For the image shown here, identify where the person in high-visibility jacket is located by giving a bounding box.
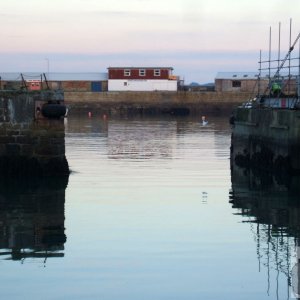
[271,82,281,96]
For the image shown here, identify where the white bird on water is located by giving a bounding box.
[201,115,208,126]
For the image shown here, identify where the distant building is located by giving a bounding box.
[107,67,178,91]
[215,72,297,94]
[0,72,108,92]
[27,80,42,91]
[215,72,262,92]
[47,72,108,92]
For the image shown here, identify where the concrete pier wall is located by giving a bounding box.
[65,91,252,115]
[231,108,300,173]
[0,93,35,123]
[0,91,69,177]
[0,121,69,177]
[0,90,64,123]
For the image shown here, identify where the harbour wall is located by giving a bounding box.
[0,121,69,177]
[0,91,69,178]
[65,91,253,115]
[231,108,300,173]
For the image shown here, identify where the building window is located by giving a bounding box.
[139,69,146,76]
[154,69,161,76]
[124,69,131,76]
[232,80,241,88]
[124,82,128,86]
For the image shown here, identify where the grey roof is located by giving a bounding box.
[215,72,260,80]
[0,72,108,81]
[215,71,298,80]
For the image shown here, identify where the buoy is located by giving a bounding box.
[88,112,92,118]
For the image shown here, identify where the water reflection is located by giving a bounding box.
[230,161,300,298]
[107,120,177,159]
[65,115,232,162]
[0,176,68,264]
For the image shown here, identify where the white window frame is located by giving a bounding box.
[124,69,131,76]
[139,69,146,76]
[154,69,161,76]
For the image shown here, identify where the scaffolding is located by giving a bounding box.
[257,20,300,105]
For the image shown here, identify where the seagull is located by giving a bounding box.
[201,116,208,126]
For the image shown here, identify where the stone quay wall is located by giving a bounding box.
[0,91,69,178]
[231,108,300,173]
[65,91,253,115]
[0,121,69,177]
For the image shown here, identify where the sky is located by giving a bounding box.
[0,0,300,83]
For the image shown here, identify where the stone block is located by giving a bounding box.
[15,135,35,144]
[0,136,16,144]
[0,144,5,155]
[20,144,34,156]
[7,130,20,136]
[6,143,21,156]
[34,143,61,156]
[51,137,65,145]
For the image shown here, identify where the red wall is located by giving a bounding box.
[108,68,171,80]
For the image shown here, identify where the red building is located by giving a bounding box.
[26,80,42,91]
[107,67,178,91]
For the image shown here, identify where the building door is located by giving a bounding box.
[91,81,102,92]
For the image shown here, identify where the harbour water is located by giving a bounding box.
[0,114,299,299]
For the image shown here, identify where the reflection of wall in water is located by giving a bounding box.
[230,161,300,297]
[107,120,177,159]
[64,115,109,137]
[0,177,68,262]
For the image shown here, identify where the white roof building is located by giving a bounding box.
[0,72,108,81]
[215,71,298,80]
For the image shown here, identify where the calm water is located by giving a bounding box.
[0,114,299,299]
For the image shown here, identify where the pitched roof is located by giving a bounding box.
[215,71,298,80]
[215,72,260,80]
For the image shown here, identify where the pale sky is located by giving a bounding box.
[0,0,299,83]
